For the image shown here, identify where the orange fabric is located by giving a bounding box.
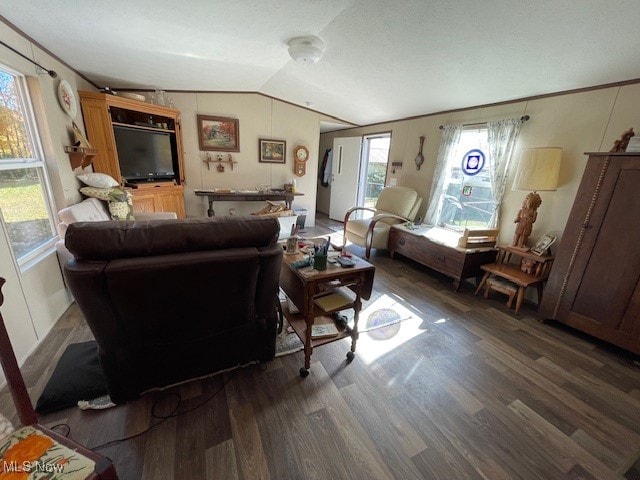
[0,427,96,479]
[2,434,53,463]
[0,471,28,480]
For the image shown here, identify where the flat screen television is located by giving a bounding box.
[113,125,176,182]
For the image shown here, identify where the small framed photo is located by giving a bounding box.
[531,233,557,256]
[197,115,239,152]
[259,138,286,163]
[625,136,640,153]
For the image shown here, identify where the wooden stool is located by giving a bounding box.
[484,275,518,309]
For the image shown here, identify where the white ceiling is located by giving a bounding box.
[3,0,640,128]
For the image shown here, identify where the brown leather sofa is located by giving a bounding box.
[63,216,282,403]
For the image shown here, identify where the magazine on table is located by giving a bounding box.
[310,322,340,339]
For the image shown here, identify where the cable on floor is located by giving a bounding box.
[89,368,239,451]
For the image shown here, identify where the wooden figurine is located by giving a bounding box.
[203,153,215,171]
[512,192,542,250]
[610,128,635,152]
[520,258,536,275]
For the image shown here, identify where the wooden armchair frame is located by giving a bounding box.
[343,207,412,258]
[0,277,118,479]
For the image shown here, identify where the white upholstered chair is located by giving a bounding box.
[343,186,422,258]
[56,197,177,267]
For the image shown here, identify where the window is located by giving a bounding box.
[357,133,390,210]
[427,118,524,230]
[0,66,57,269]
[438,127,493,228]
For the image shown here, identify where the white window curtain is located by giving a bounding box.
[424,124,462,226]
[486,117,525,227]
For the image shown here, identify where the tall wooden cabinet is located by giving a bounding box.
[539,152,640,354]
[79,91,186,218]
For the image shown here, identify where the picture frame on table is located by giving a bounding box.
[625,135,640,153]
[258,138,286,163]
[197,115,239,152]
[531,233,557,256]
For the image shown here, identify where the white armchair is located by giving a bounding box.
[343,186,422,258]
[56,197,177,266]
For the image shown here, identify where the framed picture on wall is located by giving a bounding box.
[197,115,239,152]
[258,138,286,163]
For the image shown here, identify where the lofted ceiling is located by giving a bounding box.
[2,0,640,128]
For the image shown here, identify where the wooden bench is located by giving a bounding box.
[484,275,518,308]
[389,225,498,291]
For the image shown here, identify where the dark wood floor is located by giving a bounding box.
[2,214,640,480]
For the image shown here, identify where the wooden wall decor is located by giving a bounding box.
[293,145,309,176]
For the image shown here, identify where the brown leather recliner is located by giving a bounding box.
[63,216,282,403]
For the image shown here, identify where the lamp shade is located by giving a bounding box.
[513,147,562,191]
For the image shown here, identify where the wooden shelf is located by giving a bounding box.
[64,146,98,169]
[112,121,175,133]
[281,305,350,347]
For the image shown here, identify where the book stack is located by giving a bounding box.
[310,321,340,339]
[313,287,354,312]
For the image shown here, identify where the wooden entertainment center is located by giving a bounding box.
[79,91,186,218]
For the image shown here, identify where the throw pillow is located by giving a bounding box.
[80,186,129,202]
[77,172,119,188]
[80,186,135,220]
[79,186,112,201]
[108,199,135,220]
[108,189,134,220]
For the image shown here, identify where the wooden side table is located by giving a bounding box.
[279,252,375,377]
[475,245,554,314]
[194,190,303,217]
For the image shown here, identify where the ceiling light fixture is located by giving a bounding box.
[287,36,324,65]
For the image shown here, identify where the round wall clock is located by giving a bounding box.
[293,145,309,177]
[57,79,77,118]
[294,145,309,162]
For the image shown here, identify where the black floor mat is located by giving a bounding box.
[36,340,108,414]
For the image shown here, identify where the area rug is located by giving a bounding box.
[275,320,305,357]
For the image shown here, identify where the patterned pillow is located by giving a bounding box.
[108,200,135,220]
[77,172,119,188]
[80,186,130,202]
[79,186,111,201]
[80,186,135,220]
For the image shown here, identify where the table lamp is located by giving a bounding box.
[511,147,562,250]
